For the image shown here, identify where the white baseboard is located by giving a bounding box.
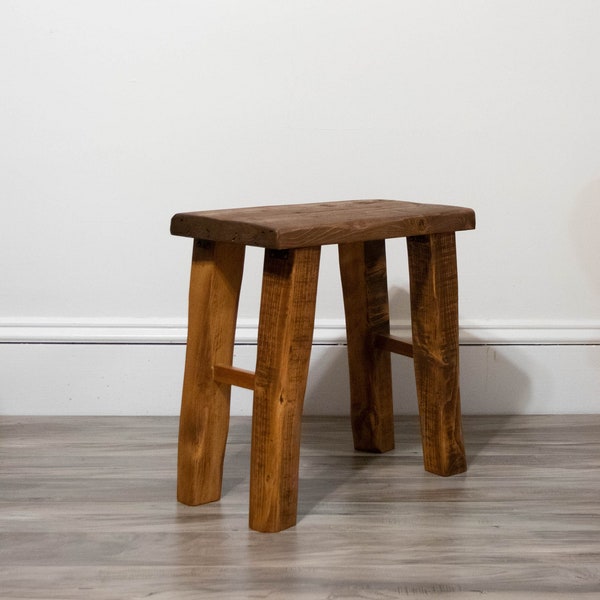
[1,317,600,345]
[1,334,599,416]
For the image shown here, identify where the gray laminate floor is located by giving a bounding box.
[1,415,599,599]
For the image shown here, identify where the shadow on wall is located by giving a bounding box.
[305,285,532,414]
[302,286,415,416]
[459,341,531,463]
[461,344,532,415]
[302,286,533,462]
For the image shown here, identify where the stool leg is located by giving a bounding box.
[249,247,321,532]
[407,233,467,476]
[177,239,245,505]
[338,240,395,453]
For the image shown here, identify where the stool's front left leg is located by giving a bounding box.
[407,233,467,476]
[177,239,245,506]
[250,246,321,532]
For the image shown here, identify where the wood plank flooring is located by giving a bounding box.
[1,415,599,599]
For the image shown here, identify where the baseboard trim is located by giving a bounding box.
[2,343,600,415]
[0,318,599,345]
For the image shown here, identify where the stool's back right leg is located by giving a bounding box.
[407,233,467,476]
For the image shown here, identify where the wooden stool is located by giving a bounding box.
[171,199,476,532]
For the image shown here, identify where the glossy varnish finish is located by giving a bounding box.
[1,415,600,599]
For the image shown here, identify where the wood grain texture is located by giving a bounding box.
[212,364,256,390]
[407,233,467,476]
[338,240,395,453]
[171,200,476,249]
[177,240,245,506]
[373,332,414,357]
[250,247,321,532]
[2,415,600,599]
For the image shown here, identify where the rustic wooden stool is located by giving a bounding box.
[171,199,475,532]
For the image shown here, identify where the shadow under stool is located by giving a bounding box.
[171,199,476,532]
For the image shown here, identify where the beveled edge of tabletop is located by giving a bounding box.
[171,199,476,249]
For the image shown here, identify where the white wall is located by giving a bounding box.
[1,1,599,414]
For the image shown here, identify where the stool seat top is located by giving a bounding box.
[171,199,475,249]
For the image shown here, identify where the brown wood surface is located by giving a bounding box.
[171,199,475,249]
[338,240,395,453]
[373,332,414,357]
[177,239,245,505]
[213,364,256,390]
[407,233,467,476]
[250,247,321,532]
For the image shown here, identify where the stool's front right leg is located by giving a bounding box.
[407,233,467,476]
[177,239,245,506]
[250,246,321,533]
